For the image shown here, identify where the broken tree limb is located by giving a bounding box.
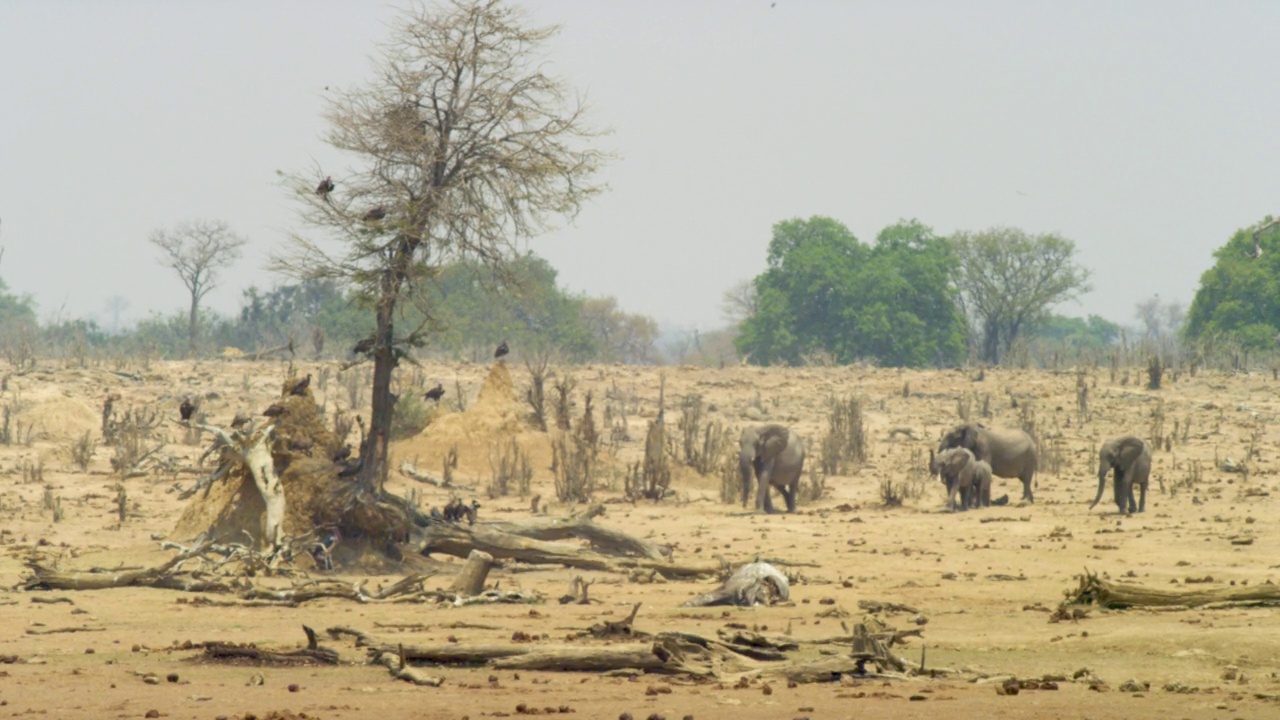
[1065,570,1280,609]
[376,646,444,686]
[448,551,495,596]
[22,539,214,591]
[201,625,339,665]
[192,421,284,552]
[482,505,670,561]
[398,460,474,491]
[418,522,716,579]
[327,626,756,678]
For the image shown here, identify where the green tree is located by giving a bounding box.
[1185,217,1280,352]
[273,0,607,490]
[1029,313,1121,352]
[952,227,1091,364]
[735,217,966,366]
[0,275,36,328]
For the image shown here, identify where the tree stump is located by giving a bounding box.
[449,550,495,596]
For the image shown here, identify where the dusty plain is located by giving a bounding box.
[2,358,1280,720]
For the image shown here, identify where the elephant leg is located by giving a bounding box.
[758,478,774,513]
[1136,481,1147,513]
[1120,465,1143,513]
[782,485,797,513]
[1021,475,1034,503]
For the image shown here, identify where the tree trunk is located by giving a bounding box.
[187,293,199,358]
[448,550,495,596]
[362,294,398,492]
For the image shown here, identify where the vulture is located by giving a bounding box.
[352,337,375,355]
[315,176,335,198]
[179,397,198,422]
[262,403,287,418]
[362,205,387,222]
[230,412,250,429]
[494,340,509,358]
[289,373,312,397]
[332,445,352,463]
[424,383,445,402]
[1247,238,1263,260]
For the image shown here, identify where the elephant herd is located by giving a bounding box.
[738,421,1152,516]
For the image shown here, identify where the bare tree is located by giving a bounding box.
[952,227,1091,364]
[149,219,246,356]
[104,295,130,334]
[272,0,607,490]
[721,279,758,327]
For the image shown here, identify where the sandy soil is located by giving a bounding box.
[3,358,1280,720]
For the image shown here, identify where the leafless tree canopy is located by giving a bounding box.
[149,218,247,355]
[274,0,608,292]
[272,0,608,488]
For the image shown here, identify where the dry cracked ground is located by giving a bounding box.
[2,358,1280,720]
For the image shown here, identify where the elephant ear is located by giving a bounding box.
[1115,436,1146,464]
[755,427,788,460]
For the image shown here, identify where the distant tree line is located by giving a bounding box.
[731,212,1280,369]
[0,253,658,365]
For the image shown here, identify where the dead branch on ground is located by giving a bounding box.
[418,519,714,579]
[1065,569,1280,609]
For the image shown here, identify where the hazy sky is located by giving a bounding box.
[2,1,1279,334]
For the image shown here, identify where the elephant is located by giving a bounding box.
[938,423,1038,502]
[970,457,993,508]
[738,424,805,513]
[930,447,990,511]
[1091,436,1151,514]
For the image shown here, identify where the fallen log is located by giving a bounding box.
[483,505,671,561]
[202,625,339,666]
[23,545,432,604]
[1065,570,1280,609]
[23,540,214,591]
[418,522,716,579]
[328,626,757,677]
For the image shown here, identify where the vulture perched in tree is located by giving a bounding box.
[315,176,335,198]
[262,403,286,418]
[352,337,375,355]
[289,373,312,397]
[362,205,387,222]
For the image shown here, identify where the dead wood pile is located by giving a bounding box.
[328,608,930,686]
[1065,569,1280,609]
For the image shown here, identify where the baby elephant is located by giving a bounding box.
[931,447,991,511]
[1091,436,1151,514]
[738,424,806,513]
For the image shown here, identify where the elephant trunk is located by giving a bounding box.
[1090,466,1109,509]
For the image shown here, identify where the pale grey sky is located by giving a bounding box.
[2,1,1278,333]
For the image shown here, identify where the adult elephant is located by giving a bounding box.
[1091,436,1151,514]
[738,424,805,513]
[938,423,1038,502]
